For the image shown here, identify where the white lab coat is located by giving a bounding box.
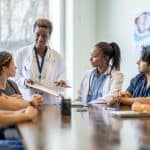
[78,67,124,104]
[15,44,66,104]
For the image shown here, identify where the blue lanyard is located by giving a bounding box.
[34,46,47,79]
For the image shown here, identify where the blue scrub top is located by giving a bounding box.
[127,73,150,97]
[87,68,108,102]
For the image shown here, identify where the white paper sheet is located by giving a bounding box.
[71,101,88,107]
[88,100,107,104]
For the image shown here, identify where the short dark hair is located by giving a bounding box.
[33,18,53,35]
[95,42,121,70]
[140,46,150,65]
[0,51,12,75]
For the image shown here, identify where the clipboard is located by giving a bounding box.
[26,83,60,97]
[110,110,150,118]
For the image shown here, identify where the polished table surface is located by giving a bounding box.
[17,103,150,150]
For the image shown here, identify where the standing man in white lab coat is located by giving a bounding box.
[15,18,67,104]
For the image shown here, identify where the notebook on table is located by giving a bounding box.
[71,100,107,107]
[88,100,107,104]
[110,110,150,118]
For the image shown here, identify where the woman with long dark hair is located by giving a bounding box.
[78,42,123,104]
[0,51,43,124]
[0,51,41,149]
[0,51,42,110]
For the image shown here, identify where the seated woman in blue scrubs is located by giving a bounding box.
[77,42,124,104]
[108,45,150,112]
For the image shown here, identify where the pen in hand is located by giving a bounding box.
[54,80,71,88]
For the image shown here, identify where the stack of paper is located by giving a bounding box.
[71,100,106,107]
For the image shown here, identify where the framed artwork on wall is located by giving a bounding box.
[134,11,150,54]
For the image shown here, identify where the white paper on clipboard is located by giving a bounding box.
[26,83,60,97]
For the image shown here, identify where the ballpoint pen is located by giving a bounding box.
[54,81,71,88]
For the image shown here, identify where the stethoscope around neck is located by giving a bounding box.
[87,68,112,96]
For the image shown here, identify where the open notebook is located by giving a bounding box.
[110,110,150,118]
[26,83,60,97]
[72,100,107,107]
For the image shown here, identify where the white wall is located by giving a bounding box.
[73,0,97,97]
[96,0,150,89]
[66,0,150,99]
[65,0,97,98]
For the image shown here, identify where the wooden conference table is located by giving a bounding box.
[17,102,150,150]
